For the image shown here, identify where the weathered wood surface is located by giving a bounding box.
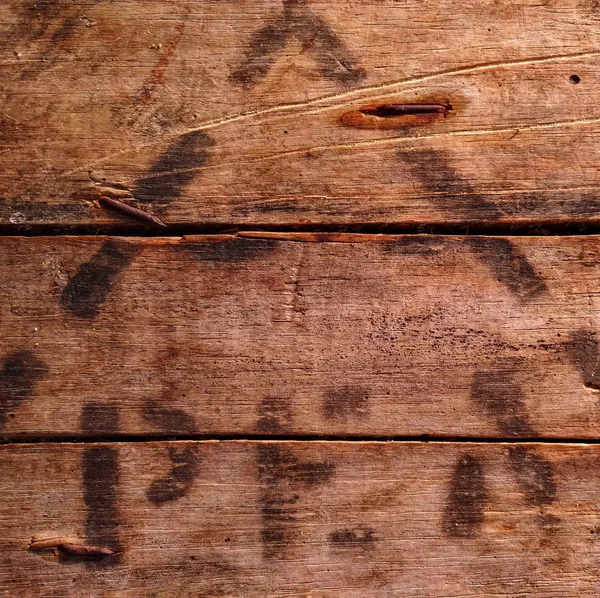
[2,233,600,438]
[2,441,598,597]
[1,1,600,228]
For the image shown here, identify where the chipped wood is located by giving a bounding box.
[2,441,599,596]
[0,233,599,438]
[1,1,600,228]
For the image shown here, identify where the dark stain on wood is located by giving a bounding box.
[183,237,278,264]
[81,403,120,435]
[142,402,201,504]
[0,350,48,428]
[257,444,335,559]
[143,401,197,434]
[471,369,534,437]
[443,455,489,538]
[564,329,600,389]
[396,152,549,298]
[397,148,503,220]
[6,1,102,81]
[81,403,120,563]
[328,527,377,549]
[81,448,121,563]
[60,239,138,319]
[536,513,562,537]
[256,397,293,433]
[322,386,369,420]
[228,15,289,89]
[146,445,201,506]
[134,131,215,205]
[229,0,365,89]
[508,447,557,506]
[465,238,548,302]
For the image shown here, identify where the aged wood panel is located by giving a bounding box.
[1,0,600,228]
[2,441,599,597]
[1,233,600,438]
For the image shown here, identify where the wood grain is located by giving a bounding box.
[1,233,600,438]
[1,0,600,228]
[2,440,598,597]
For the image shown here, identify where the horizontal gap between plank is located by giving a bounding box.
[5,219,600,238]
[1,434,599,445]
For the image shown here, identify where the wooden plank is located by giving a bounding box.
[1,233,600,438]
[2,441,599,596]
[1,1,600,228]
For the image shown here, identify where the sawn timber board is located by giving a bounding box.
[1,441,599,597]
[1,233,600,438]
[1,1,600,228]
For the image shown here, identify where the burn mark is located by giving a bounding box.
[60,239,138,319]
[82,447,120,563]
[322,386,369,420]
[443,455,488,538]
[256,397,293,433]
[564,329,600,389]
[397,150,547,299]
[143,402,201,505]
[395,151,547,296]
[536,513,562,537]
[5,1,102,81]
[0,350,48,427]
[398,148,503,220]
[229,0,365,89]
[183,237,278,263]
[81,403,120,436]
[229,15,288,89]
[143,401,197,434]
[257,444,335,559]
[465,238,548,302]
[81,404,120,563]
[471,369,534,437]
[146,445,201,506]
[328,527,376,549]
[508,447,557,506]
[134,131,215,205]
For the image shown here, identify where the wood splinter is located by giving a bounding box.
[29,538,118,561]
[98,195,168,228]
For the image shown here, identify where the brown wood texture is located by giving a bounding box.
[1,233,600,439]
[1,1,600,228]
[2,441,599,597]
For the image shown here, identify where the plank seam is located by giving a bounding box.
[3,221,600,238]
[2,435,599,445]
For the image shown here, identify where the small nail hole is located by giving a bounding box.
[570,74,581,84]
